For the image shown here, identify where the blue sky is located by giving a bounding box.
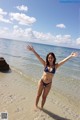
[0,0,80,48]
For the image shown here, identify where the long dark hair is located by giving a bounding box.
[46,52,56,66]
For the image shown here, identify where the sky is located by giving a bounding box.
[0,0,80,49]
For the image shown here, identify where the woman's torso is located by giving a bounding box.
[41,65,56,83]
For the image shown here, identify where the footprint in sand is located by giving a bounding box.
[33,108,51,120]
[15,107,24,113]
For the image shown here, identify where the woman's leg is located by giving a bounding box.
[35,80,44,108]
[41,83,51,109]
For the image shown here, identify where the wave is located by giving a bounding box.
[11,66,37,84]
[0,52,22,58]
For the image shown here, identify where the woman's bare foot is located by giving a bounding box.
[39,107,43,110]
[34,105,40,111]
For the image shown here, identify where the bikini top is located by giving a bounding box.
[44,66,55,74]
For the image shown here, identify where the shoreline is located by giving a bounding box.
[0,69,80,120]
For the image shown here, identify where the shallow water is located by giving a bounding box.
[0,38,80,104]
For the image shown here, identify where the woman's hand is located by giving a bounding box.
[27,45,45,65]
[27,45,35,52]
[56,51,78,69]
[70,52,78,57]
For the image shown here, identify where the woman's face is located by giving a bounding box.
[48,54,54,64]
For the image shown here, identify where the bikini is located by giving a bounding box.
[44,66,55,74]
[41,66,56,87]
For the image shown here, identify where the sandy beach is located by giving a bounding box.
[0,68,80,120]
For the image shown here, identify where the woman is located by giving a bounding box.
[27,45,78,109]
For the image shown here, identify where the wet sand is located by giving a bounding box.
[0,69,80,120]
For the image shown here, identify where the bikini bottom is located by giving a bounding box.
[41,79,52,87]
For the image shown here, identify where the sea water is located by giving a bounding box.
[0,38,80,103]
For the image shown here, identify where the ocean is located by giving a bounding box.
[0,38,80,104]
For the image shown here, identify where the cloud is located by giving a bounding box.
[0,8,7,15]
[11,27,71,45]
[0,27,9,36]
[32,32,71,45]
[0,26,79,49]
[0,14,11,23]
[33,31,55,41]
[13,27,36,40]
[12,28,75,48]
[56,24,66,28]
[0,8,12,23]
[16,5,28,11]
[9,12,36,25]
[0,26,71,43]
[24,28,35,39]
[76,38,80,45]
[13,25,19,29]
[55,35,71,44]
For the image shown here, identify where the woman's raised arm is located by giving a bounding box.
[27,45,45,66]
[56,52,78,69]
